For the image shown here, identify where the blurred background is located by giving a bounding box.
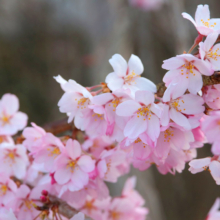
[0,0,219,219]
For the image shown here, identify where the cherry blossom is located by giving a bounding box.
[97,149,127,182]
[10,185,41,220]
[54,139,95,191]
[116,90,161,141]
[161,93,205,130]
[0,94,28,135]
[0,143,28,179]
[22,122,46,152]
[162,53,213,95]
[182,4,220,36]
[189,156,220,185]
[105,54,156,97]
[199,32,220,70]
[55,75,93,129]
[0,173,17,206]
[33,133,65,172]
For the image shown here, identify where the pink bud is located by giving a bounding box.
[40,195,47,203]
[41,190,48,196]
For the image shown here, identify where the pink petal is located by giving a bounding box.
[135,77,157,93]
[162,57,185,70]
[97,160,107,178]
[204,32,219,52]
[188,70,203,94]
[71,168,89,188]
[135,90,154,106]
[195,5,210,25]
[116,100,141,117]
[105,73,124,91]
[146,114,160,142]
[178,94,205,115]
[210,161,220,185]
[182,12,197,27]
[124,115,148,139]
[92,93,114,105]
[194,59,214,76]
[189,157,211,174]
[66,139,81,160]
[127,54,144,75]
[77,155,95,173]
[54,167,71,185]
[1,94,19,115]
[109,54,127,77]
[170,108,191,130]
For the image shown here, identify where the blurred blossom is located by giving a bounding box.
[129,0,164,11]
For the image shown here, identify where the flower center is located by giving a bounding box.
[109,211,121,220]
[207,47,220,61]
[24,199,33,210]
[47,146,61,158]
[75,97,88,109]
[92,113,104,121]
[181,61,196,78]
[0,113,10,126]
[7,151,15,160]
[201,19,217,28]
[67,160,77,172]
[0,185,8,196]
[164,129,174,142]
[84,200,95,213]
[171,98,185,112]
[137,106,151,121]
[124,71,140,85]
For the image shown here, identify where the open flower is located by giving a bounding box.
[182,4,220,36]
[55,75,93,129]
[0,143,29,179]
[162,54,213,96]
[189,156,220,185]
[199,32,220,71]
[116,90,161,141]
[105,54,156,96]
[0,94,28,135]
[54,139,95,191]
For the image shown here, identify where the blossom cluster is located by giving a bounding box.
[0,4,220,220]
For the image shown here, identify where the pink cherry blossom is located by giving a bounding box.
[0,173,17,206]
[182,4,220,36]
[116,90,161,141]
[155,125,194,162]
[54,139,95,191]
[97,149,127,182]
[0,143,28,179]
[199,32,220,70]
[0,208,17,220]
[161,93,205,130]
[91,90,132,141]
[189,156,220,185]
[0,94,28,135]
[33,133,65,172]
[207,198,220,220]
[22,122,46,152]
[162,54,213,95]
[10,185,41,220]
[55,75,93,129]
[203,85,220,110]
[105,54,156,97]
